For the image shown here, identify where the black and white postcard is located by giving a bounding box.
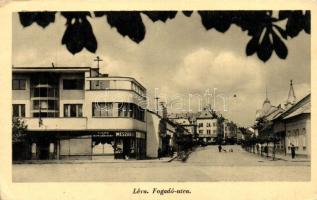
[0,1,316,200]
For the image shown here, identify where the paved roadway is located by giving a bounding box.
[13,145,310,182]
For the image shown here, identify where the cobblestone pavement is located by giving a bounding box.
[13,145,310,182]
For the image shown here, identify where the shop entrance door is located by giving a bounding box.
[122,139,131,158]
[38,141,49,160]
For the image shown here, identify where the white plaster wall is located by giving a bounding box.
[146,112,160,158]
[285,116,310,156]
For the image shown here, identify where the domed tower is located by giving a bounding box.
[284,80,296,109]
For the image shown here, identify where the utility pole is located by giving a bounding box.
[154,96,160,114]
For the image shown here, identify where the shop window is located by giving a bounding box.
[64,104,83,117]
[13,104,25,117]
[63,79,84,90]
[12,79,26,90]
[92,102,113,117]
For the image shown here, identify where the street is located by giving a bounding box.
[13,145,310,182]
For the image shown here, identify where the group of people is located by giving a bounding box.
[254,143,297,159]
[218,145,233,153]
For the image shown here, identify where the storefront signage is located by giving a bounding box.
[116,132,135,137]
[93,131,114,137]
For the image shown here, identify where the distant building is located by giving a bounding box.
[168,112,197,136]
[196,108,219,143]
[223,120,238,144]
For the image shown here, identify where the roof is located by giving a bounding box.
[196,108,217,119]
[265,106,284,121]
[283,101,310,119]
[12,66,91,73]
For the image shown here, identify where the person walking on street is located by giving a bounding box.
[291,143,296,159]
[218,144,222,152]
[157,148,161,160]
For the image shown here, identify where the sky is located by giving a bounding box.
[12,12,311,127]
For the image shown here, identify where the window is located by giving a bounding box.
[199,130,203,134]
[198,123,203,127]
[206,123,211,127]
[118,103,129,117]
[13,104,25,117]
[213,122,216,126]
[12,79,26,90]
[207,130,211,135]
[63,79,84,90]
[92,102,113,117]
[90,80,110,90]
[64,104,83,117]
[213,130,216,134]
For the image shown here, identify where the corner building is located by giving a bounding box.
[12,67,147,160]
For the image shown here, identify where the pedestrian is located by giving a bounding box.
[157,148,161,160]
[256,144,259,154]
[291,143,296,159]
[218,144,222,152]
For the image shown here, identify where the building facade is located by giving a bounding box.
[283,94,311,157]
[12,67,147,160]
[196,108,219,143]
[146,110,176,158]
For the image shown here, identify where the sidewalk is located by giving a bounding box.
[13,156,177,165]
[247,151,310,162]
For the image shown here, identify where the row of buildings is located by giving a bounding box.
[12,66,194,160]
[253,81,311,158]
[168,107,242,145]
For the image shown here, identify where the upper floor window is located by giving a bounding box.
[213,122,216,126]
[198,123,203,128]
[207,130,211,135]
[206,123,211,127]
[92,102,113,117]
[118,103,131,117]
[64,104,83,117]
[199,130,203,134]
[13,104,25,117]
[90,80,110,90]
[12,79,26,90]
[63,79,84,90]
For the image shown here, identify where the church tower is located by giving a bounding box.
[284,80,297,109]
[262,87,271,115]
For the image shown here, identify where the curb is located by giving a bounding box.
[13,158,173,165]
[246,151,310,162]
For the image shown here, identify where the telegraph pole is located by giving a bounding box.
[154,97,160,114]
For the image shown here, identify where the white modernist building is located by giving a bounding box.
[12,66,147,160]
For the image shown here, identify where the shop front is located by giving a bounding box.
[92,131,146,160]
